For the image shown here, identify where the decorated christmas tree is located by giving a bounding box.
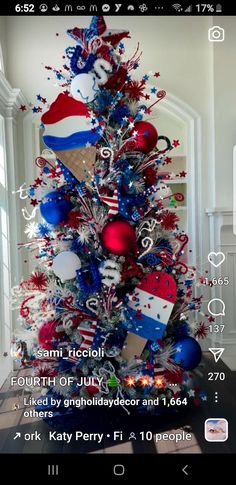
[12,16,208,425]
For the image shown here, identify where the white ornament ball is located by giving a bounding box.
[150,181,172,206]
[52,251,81,282]
[70,73,99,103]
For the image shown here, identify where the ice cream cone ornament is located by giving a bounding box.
[41,93,103,152]
[55,146,96,182]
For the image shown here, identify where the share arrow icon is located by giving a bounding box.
[209,348,225,363]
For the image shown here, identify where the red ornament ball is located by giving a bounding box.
[86,384,101,397]
[38,320,65,350]
[130,121,158,153]
[101,220,136,255]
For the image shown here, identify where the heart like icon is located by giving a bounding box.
[208,251,225,268]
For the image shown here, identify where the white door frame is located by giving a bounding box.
[0,71,26,387]
[160,93,202,267]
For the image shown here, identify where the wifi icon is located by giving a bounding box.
[172,3,183,11]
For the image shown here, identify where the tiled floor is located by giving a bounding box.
[0,353,235,454]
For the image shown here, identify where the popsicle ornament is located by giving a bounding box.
[122,271,177,360]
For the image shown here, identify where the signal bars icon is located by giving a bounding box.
[185,5,192,12]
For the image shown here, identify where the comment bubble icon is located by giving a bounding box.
[207,298,225,317]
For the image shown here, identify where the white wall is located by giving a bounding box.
[5,15,211,111]
[213,16,236,209]
[0,16,8,76]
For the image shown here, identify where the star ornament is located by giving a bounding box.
[30,199,38,207]
[67,16,130,49]
[128,122,135,129]
[199,392,207,401]
[172,139,180,148]
[188,389,195,397]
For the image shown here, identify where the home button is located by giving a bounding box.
[113,464,125,476]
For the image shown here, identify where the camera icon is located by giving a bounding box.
[208,26,225,42]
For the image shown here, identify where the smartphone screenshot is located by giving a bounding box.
[0,0,235,479]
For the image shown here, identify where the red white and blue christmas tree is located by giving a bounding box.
[12,16,209,422]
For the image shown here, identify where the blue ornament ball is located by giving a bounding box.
[173,337,202,370]
[173,321,191,339]
[40,191,73,225]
